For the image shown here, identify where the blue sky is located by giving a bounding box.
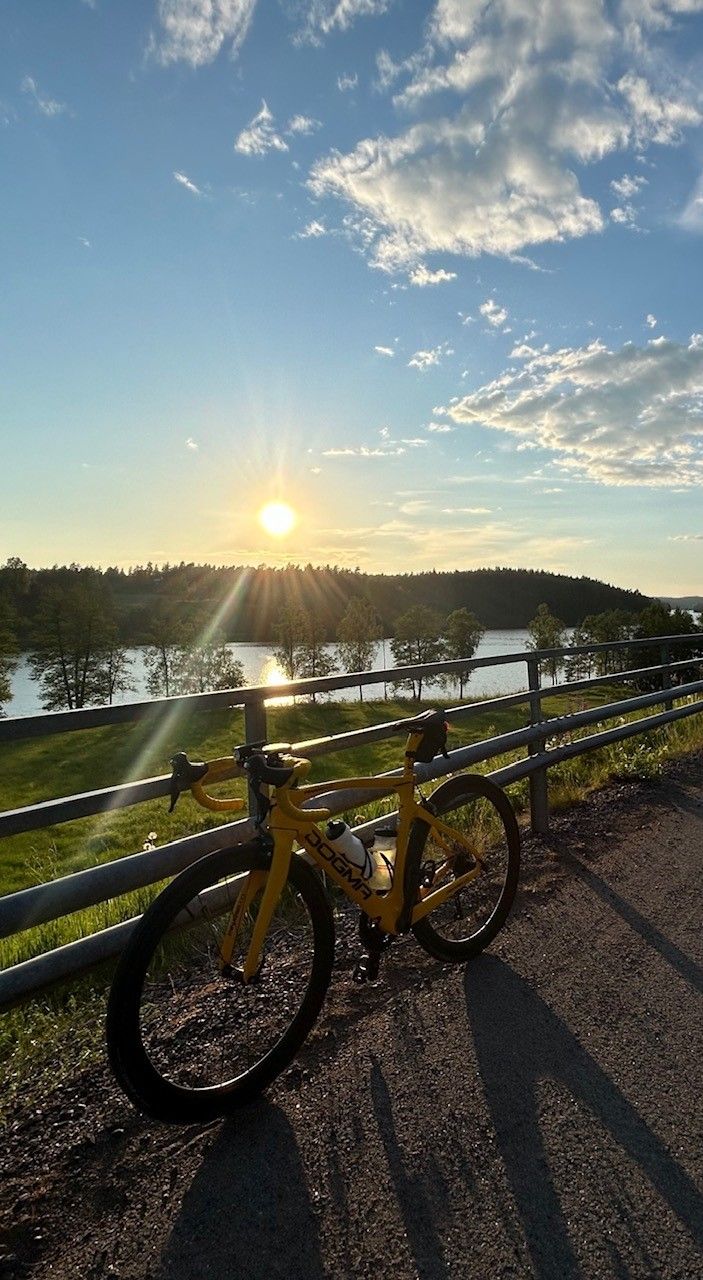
[2,0,703,595]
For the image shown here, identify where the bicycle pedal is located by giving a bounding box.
[353,951,381,984]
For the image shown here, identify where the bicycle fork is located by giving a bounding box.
[218,837,295,982]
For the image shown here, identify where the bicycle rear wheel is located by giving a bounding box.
[107,843,334,1123]
[410,774,520,963]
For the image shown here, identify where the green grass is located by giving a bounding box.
[1,684,702,1118]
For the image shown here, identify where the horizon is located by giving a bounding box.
[3,2,703,595]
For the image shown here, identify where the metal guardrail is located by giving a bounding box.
[1,634,702,1008]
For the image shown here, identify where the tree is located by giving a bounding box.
[28,578,130,710]
[273,604,307,681]
[297,615,336,702]
[0,596,18,716]
[580,610,634,675]
[390,606,445,700]
[172,633,244,695]
[336,598,382,701]
[273,605,336,700]
[442,608,484,699]
[527,603,566,685]
[144,602,193,698]
[629,602,702,691]
[97,641,134,706]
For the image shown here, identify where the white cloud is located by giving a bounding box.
[617,72,701,145]
[408,342,453,371]
[186,437,199,450]
[78,236,91,248]
[151,0,256,67]
[322,444,406,458]
[646,313,657,328]
[307,0,703,274]
[235,101,288,156]
[611,204,637,224]
[441,506,492,514]
[20,75,69,117]
[297,0,390,42]
[337,72,358,92]
[610,173,648,199]
[174,170,203,196]
[669,533,703,541]
[444,334,703,487]
[408,264,457,287]
[374,345,395,356]
[426,421,453,432]
[286,114,321,136]
[480,298,508,328]
[296,219,327,238]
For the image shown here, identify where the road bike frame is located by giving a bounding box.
[186,728,482,983]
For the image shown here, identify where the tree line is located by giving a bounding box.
[0,557,653,645]
[0,557,699,716]
[526,600,703,688]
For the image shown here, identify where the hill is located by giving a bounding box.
[660,596,703,612]
[0,560,654,643]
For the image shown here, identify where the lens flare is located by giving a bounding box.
[259,502,296,537]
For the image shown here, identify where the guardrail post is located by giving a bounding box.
[244,697,268,816]
[527,657,549,835]
[661,643,673,712]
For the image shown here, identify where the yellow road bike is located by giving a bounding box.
[107,710,520,1123]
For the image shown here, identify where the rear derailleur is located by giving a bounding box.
[353,915,393,984]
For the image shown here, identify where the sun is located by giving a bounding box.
[258,501,297,537]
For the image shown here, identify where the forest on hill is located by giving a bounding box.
[0,559,654,644]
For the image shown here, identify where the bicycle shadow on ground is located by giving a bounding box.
[154,1101,325,1280]
[465,956,703,1280]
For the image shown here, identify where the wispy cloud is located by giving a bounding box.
[479,298,508,328]
[374,345,394,357]
[322,444,406,458]
[151,0,257,67]
[286,114,321,136]
[610,173,647,200]
[186,437,199,451]
[297,0,390,43]
[408,342,453,371]
[296,219,326,238]
[235,101,288,156]
[77,236,91,249]
[445,334,703,488]
[21,75,69,118]
[408,264,457,287]
[174,170,203,196]
[337,72,358,93]
[646,313,657,329]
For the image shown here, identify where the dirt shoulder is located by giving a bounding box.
[1,752,702,1279]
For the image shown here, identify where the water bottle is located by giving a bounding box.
[325,820,373,878]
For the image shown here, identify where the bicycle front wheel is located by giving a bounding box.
[107,843,334,1124]
[410,774,520,963]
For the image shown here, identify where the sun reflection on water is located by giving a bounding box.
[260,655,294,706]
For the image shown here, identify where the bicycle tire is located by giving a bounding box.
[410,774,520,963]
[106,842,334,1124]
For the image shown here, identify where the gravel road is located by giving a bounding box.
[2,757,702,1280]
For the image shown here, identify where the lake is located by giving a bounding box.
[6,630,534,719]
